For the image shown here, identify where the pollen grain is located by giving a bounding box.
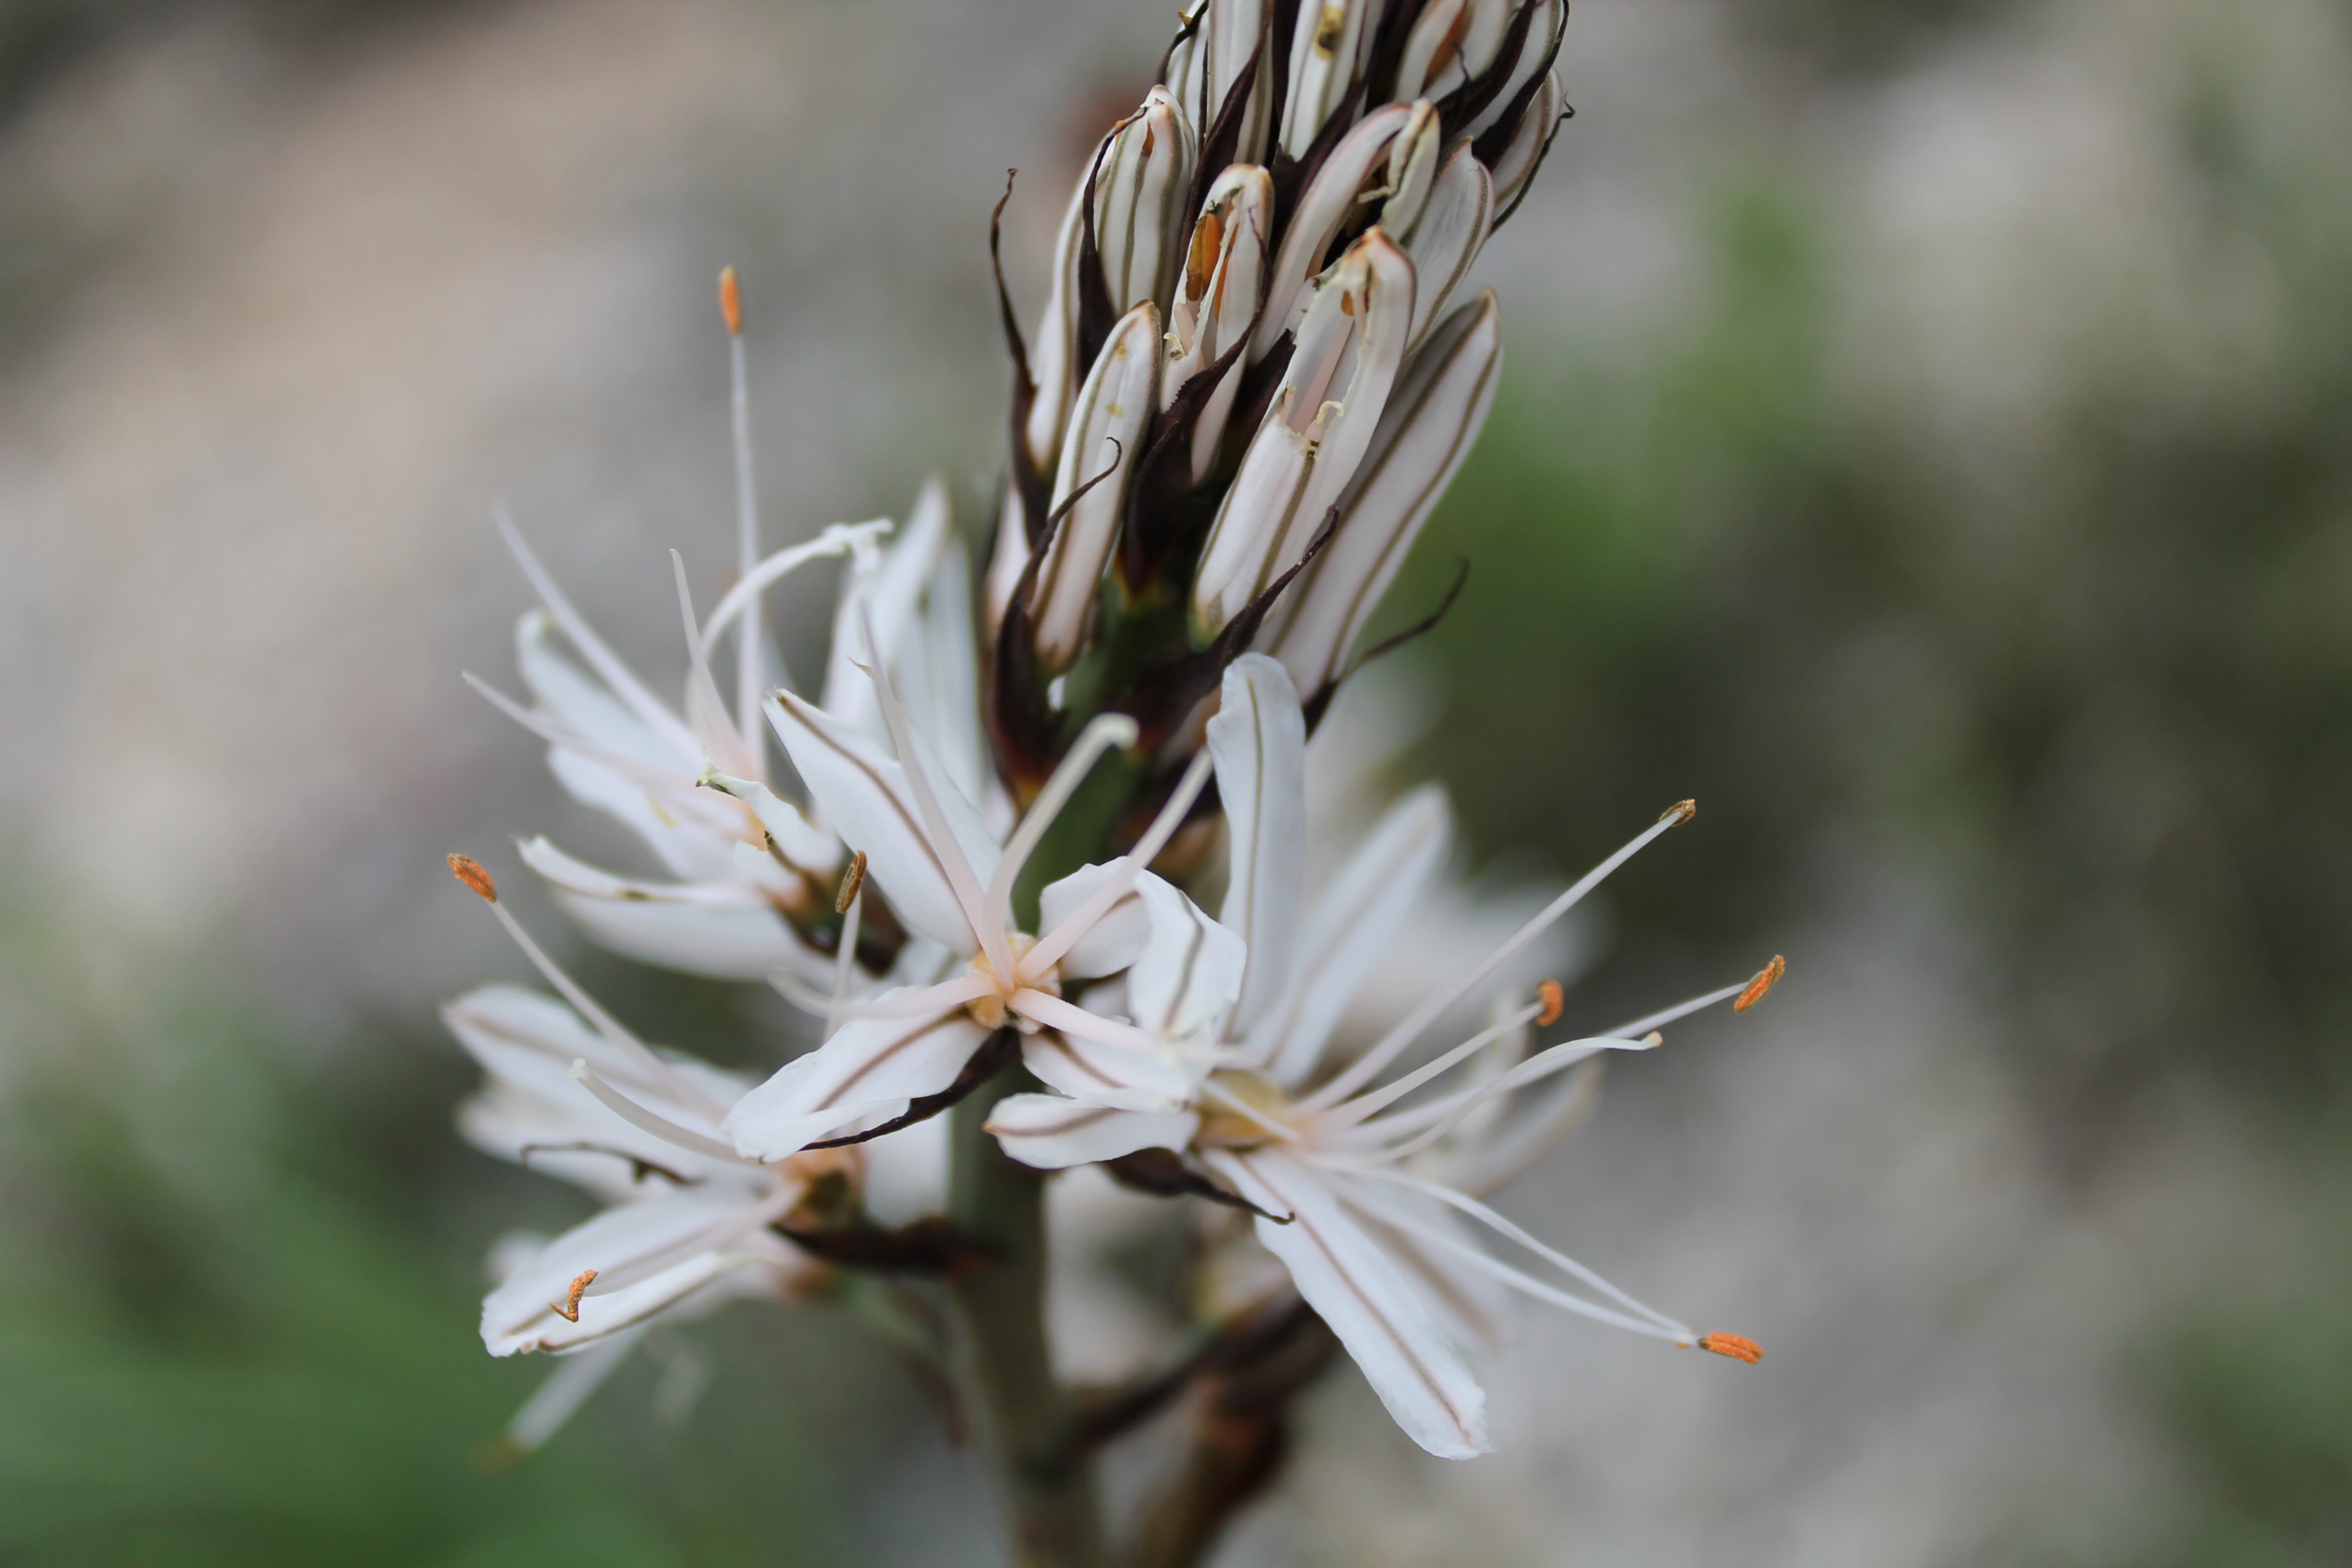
[1734,955,1787,1014]
[448,853,498,903]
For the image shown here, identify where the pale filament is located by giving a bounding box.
[1302,808,1692,1111]
[1312,998,1545,1132]
[1020,749,1216,983]
[570,1059,749,1166]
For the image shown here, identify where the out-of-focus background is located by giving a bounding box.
[2,0,2346,1561]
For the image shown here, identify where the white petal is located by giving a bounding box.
[1208,654,1305,1034]
[1208,1148,1490,1458]
[766,691,999,954]
[1331,1172,1517,1354]
[701,772,842,878]
[722,998,992,1160]
[1036,862,1152,979]
[549,889,819,984]
[480,1190,784,1355]
[984,1093,1197,1169]
[1255,785,1451,1084]
[1126,872,1248,1043]
[1022,1027,1199,1112]
[444,984,741,1134]
[545,748,739,883]
[822,482,951,743]
[515,611,685,772]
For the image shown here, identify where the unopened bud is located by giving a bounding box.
[1460,0,1566,144]
[1536,978,1565,1027]
[1265,293,1501,695]
[1032,301,1159,668]
[1734,955,1786,1014]
[1396,144,1492,351]
[1696,1332,1762,1364]
[1195,230,1414,639]
[1095,86,1197,317]
[1396,0,1514,101]
[1660,799,1697,825]
[1163,0,1271,166]
[448,853,498,902]
[718,266,743,335]
[1487,69,1567,224]
[1253,102,1419,361]
[1281,0,1376,158]
[834,850,868,914]
[1165,165,1272,482]
[551,1268,597,1324]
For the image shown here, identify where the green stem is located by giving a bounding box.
[945,1070,1104,1568]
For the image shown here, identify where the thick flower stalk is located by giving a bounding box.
[434,6,1779,1567]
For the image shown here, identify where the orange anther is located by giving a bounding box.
[448,853,498,903]
[551,1268,597,1324]
[835,849,868,915]
[1535,979,1565,1028]
[1659,799,1697,825]
[1734,955,1787,1014]
[718,266,743,335]
[1696,1332,1761,1364]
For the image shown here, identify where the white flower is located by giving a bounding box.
[470,481,978,984]
[987,656,1774,1458]
[720,649,1245,1161]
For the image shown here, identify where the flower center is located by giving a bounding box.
[1195,1069,1294,1149]
[965,933,1058,1033]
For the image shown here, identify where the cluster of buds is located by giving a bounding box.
[438,1,1780,1551]
[987,0,1565,796]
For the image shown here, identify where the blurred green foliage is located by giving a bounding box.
[0,876,919,1566]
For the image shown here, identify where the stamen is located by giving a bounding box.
[1536,979,1564,1027]
[1320,1000,1544,1129]
[717,266,743,336]
[704,521,890,647]
[826,879,863,1043]
[494,507,701,757]
[1734,955,1786,1014]
[569,1059,749,1164]
[448,853,498,902]
[551,1268,597,1324]
[1659,798,1696,825]
[723,269,764,761]
[1695,1332,1762,1364]
[463,672,701,795]
[1350,1035,1654,1157]
[856,616,1012,982]
[985,712,1140,925]
[472,886,727,1120]
[1302,807,1692,1111]
[835,851,869,914]
[669,551,756,778]
[1020,749,1214,982]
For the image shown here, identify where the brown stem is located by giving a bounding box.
[944,1070,1106,1568]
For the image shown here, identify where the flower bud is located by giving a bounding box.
[1165,0,1271,167]
[1280,0,1378,159]
[1252,100,1436,362]
[1021,88,1199,476]
[1394,0,1515,102]
[1487,68,1565,222]
[1164,165,1272,483]
[1192,230,1415,639]
[1397,141,1492,352]
[1460,0,1564,143]
[1262,290,1500,696]
[1031,301,1161,669]
[1096,86,1198,319]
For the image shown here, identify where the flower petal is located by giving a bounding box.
[1036,862,1152,979]
[722,996,993,1160]
[1253,785,1451,1085]
[766,690,999,953]
[984,1093,1197,1169]
[1207,654,1305,1035]
[1208,1148,1490,1458]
